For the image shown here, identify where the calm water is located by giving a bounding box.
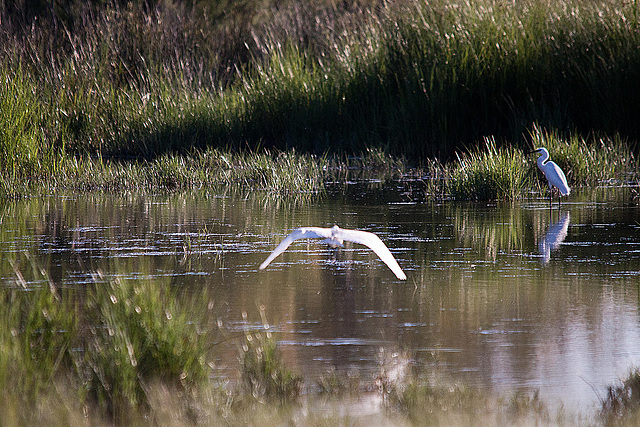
[1,186,639,411]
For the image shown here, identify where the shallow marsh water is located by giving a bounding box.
[1,185,639,413]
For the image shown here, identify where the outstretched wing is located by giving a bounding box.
[338,229,407,280]
[259,227,332,270]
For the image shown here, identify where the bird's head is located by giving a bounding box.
[527,147,547,156]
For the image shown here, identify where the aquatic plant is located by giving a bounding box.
[316,368,360,396]
[81,273,210,421]
[52,148,327,196]
[600,368,640,425]
[0,268,77,421]
[448,138,532,200]
[378,354,553,426]
[0,256,213,424]
[240,307,302,403]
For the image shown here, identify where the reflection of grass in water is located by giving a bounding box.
[453,204,531,259]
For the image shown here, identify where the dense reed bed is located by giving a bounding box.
[1,0,639,197]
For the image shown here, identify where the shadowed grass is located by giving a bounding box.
[1,0,640,168]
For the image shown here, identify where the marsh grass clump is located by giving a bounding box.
[0,66,59,183]
[241,333,303,402]
[316,368,360,396]
[0,270,77,420]
[0,256,213,424]
[382,372,555,426]
[241,325,302,403]
[449,138,531,200]
[81,273,210,421]
[600,368,640,425]
[385,379,492,425]
[52,148,327,196]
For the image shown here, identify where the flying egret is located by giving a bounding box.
[528,147,570,204]
[259,225,407,280]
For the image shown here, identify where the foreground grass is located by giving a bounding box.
[3,256,640,425]
[0,259,211,424]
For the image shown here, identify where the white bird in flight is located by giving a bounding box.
[529,147,570,204]
[259,225,407,280]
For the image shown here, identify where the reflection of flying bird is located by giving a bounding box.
[539,211,570,264]
[259,225,407,280]
[529,147,571,204]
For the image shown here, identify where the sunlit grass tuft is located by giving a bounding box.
[0,256,213,424]
[449,138,531,200]
[82,272,210,421]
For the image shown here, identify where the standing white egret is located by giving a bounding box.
[259,225,407,280]
[529,147,570,204]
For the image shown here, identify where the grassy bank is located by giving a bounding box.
[1,0,639,181]
[0,128,634,200]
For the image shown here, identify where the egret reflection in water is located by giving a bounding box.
[539,211,570,264]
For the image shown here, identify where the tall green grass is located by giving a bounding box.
[0,66,59,181]
[448,138,532,200]
[2,0,640,162]
[0,0,639,198]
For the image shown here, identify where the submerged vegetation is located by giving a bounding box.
[0,0,639,199]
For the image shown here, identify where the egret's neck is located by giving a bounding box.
[537,151,549,167]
